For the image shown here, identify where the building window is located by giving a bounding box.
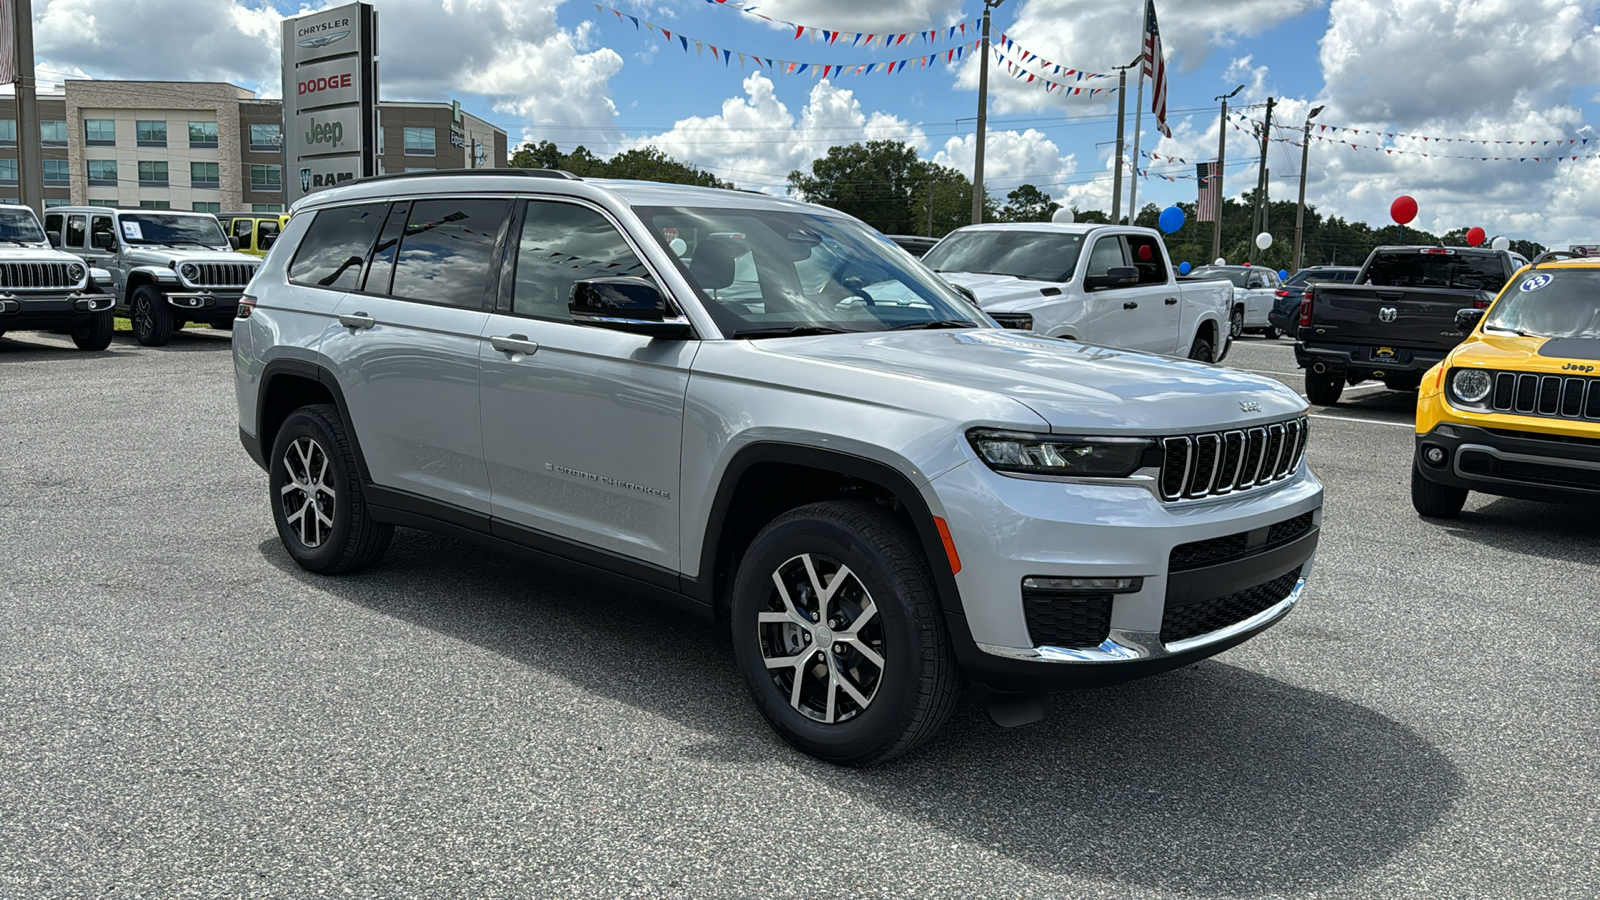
[139,200,172,209]
[85,119,115,146]
[251,203,284,213]
[136,120,167,147]
[87,160,118,185]
[250,164,282,192]
[192,202,221,214]
[44,199,70,208]
[188,121,218,149]
[249,123,280,152]
[190,161,220,188]
[403,167,432,173]
[0,160,16,184]
[403,127,436,156]
[43,160,69,184]
[0,119,14,147]
[40,120,67,146]
[138,160,169,187]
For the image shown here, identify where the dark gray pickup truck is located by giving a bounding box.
[1294,245,1529,404]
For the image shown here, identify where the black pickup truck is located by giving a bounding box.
[1294,245,1529,404]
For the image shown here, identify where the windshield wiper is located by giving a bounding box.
[730,325,856,338]
[1482,324,1529,337]
[165,240,216,248]
[889,320,978,330]
[0,237,35,245]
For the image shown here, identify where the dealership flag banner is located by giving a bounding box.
[0,0,15,86]
[1196,162,1218,221]
[1141,0,1171,138]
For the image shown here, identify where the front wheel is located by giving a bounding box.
[269,404,393,574]
[1411,458,1468,519]
[1229,307,1244,339]
[730,500,957,766]
[130,285,174,347]
[71,310,114,351]
[1305,370,1344,405]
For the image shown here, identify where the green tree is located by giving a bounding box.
[787,140,929,234]
[996,184,1058,223]
[506,141,728,188]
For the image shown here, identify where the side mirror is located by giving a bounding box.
[569,277,691,339]
[228,235,242,250]
[1454,308,1486,331]
[47,232,60,247]
[1084,266,1139,290]
[92,232,115,251]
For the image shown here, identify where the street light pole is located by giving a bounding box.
[1211,84,1242,263]
[1292,104,1324,273]
[971,0,1006,225]
[1109,54,1141,224]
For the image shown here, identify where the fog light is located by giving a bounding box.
[1023,576,1143,594]
[1423,445,1447,466]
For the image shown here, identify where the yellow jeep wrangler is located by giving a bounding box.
[218,213,289,257]
[1414,252,1600,517]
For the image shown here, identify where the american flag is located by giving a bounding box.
[1140,0,1170,138]
[0,0,14,86]
[1196,161,1218,221]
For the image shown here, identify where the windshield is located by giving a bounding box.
[1361,250,1506,291]
[1187,266,1250,288]
[1285,268,1356,288]
[634,206,987,337]
[0,209,45,243]
[920,229,1084,282]
[1483,270,1600,339]
[118,214,227,247]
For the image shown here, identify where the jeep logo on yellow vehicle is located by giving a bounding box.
[1561,363,1595,373]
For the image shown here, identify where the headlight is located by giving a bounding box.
[1450,368,1492,404]
[68,263,85,282]
[180,263,199,281]
[968,430,1153,478]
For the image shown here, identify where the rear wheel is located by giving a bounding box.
[1229,307,1244,339]
[1411,458,1468,519]
[71,310,114,351]
[1261,324,1279,340]
[269,404,393,574]
[1188,334,1215,362]
[1305,370,1344,405]
[130,285,174,347]
[730,500,957,766]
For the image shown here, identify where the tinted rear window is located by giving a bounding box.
[288,203,386,290]
[1362,251,1506,291]
[388,198,509,308]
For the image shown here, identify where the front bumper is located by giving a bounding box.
[0,291,114,329]
[931,459,1323,692]
[1415,422,1600,503]
[1295,339,1446,379]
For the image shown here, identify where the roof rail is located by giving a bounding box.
[1531,249,1585,266]
[356,167,581,185]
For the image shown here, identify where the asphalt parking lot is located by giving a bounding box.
[2,327,1596,898]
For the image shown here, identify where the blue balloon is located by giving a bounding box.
[1158,205,1186,234]
[1279,268,1289,279]
[1178,261,1192,275]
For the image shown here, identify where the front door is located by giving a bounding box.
[478,198,698,571]
[1082,234,1170,352]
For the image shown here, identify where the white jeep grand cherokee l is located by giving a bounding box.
[234,170,1323,765]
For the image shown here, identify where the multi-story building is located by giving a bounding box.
[0,80,508,214]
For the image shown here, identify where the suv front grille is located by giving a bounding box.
[1490,371,1600,422]
[185,262,256,289]
[1022,593,1112,649]
[1161,566,1303,644]
[0,262,84,290]
[1159,418,1308,501]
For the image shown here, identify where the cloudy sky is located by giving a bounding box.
[25,0,1600,245]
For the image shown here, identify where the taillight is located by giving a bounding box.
[1473,299,1490,309]
[237,294,257,319]
[1298,290,1313,327]
[1275,289,1290,299]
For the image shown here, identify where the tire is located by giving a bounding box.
[71,310,114,351]
[130,285,174,347]
[1229,307,1244,339]
[171,318,186,334]
[730,500,958,766]
[1411,458,1468,519]
[210,319,235,332]
[268,403,393,575]
[1261,324,1279,341]
[1305,370,1344,405]
[1188,333,1214,362]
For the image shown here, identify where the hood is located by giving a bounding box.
[940,271,1071,311]
[757,329,1307,433]
[125,247,260,266]
[1453,332,1600,371]
[1,245,88,263]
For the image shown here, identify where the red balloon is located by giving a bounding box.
[1466,226,1486,246]
[1137,244,1153,261]
[1391,195,1418,226]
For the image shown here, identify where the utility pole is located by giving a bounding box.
[1250,95,1274,264]
[12,0,43,216]
[1211,84,1243,263]
[1109,54,1140,224]
[971,0,1005,225]
[1292,105,1324,273]
[1128,64,1145,224]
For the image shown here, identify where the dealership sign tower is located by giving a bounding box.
[281,2,378,205]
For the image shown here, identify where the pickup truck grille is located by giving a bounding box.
[1491,372,1600,421]
[183,262,256,289]
[0,262,84,290]
[1158,418,1308,501]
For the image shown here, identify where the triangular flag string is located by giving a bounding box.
[701,0,980,49]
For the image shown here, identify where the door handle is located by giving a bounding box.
[338,312,375,330]
[1123,301,1138,310]
[490,334,540,355]
[1164,297,1178,305]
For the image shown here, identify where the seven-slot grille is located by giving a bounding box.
[1489,371,1600,421]
[183,262,256,288]
[1158,418,1308,501]
[0,262,84,290]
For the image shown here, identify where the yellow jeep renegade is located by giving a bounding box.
[1414,252,1600,517]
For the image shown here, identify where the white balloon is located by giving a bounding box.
[1256,232,1274,250]
[670,237,688,256]
[1214,257,1226,266]
[1491,236,1510,251]
[1051,207,1075,223]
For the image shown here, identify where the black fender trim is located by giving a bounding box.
[255,358,371,482]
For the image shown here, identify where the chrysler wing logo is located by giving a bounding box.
[1240,401,1261,413]
[298,30,350,49]
[1379,306,1398,323]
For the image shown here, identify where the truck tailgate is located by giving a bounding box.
[1308,284,1491,348]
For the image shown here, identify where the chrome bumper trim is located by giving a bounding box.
[976,577,1306,664]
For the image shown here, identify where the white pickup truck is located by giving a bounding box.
[922,223,1233,361]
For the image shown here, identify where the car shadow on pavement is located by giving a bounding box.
[259,528,1462,896]
[112,329,235,351]
[1430,495,1600,565]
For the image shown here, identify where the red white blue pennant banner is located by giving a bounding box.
[1232,114,1600,163]
[995,34,1114,82]
[703,0,980,48]
[992,48,1117,97]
